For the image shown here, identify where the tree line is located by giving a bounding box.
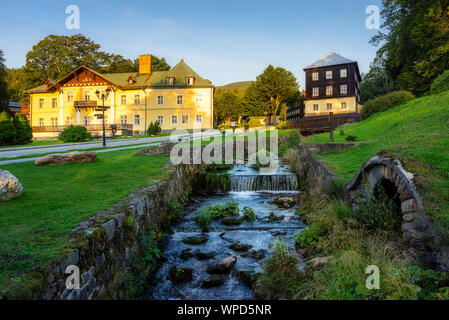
[215,65,303,125]
[361,0,449,103]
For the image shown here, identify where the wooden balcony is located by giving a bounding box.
[288,113,360,135]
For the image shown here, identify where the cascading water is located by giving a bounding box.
[229,163,298,192]
[147,160,304,300]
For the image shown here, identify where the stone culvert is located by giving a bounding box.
[346,156,447,270]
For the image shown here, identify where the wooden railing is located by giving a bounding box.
[288,113,360,132]
[32,124,133,133]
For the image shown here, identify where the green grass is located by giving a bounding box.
[0,148,169,287]
[304,91,449,221]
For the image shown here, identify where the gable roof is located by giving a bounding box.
[27,60,213,94]
[304,51,356,69]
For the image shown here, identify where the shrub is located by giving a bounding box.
[345,135,357,142]
[275,121,289,130]
[360,91,415,120]
[0,120,16,145]
[430,70,449,95]
[195,200,240,231]
[281,148,298,173]
[13,114,32,145]
[243,206,256,221]
[147,121,161,135]
[294,223,327,248]
[339,130,345,136]
[248,118,263,128]
[59,125,92,142]
[0,111,10,122]
[254,240,305,299]
[196,207,213,232]
[352,185,401,231]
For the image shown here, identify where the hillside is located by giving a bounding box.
[216,81,253,96]
[305,91,449,225]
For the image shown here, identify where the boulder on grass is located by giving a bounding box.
[35,151,97,166]
[0,169,23,201]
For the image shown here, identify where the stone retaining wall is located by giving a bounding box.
[34,162,202,300]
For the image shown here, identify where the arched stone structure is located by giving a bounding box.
[346,156,440,266]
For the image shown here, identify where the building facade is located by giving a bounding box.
[27,55,214,137]
[303,52,361,117]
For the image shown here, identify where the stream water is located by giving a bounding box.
[148,162,305,300]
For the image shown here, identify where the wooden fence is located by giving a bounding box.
[288,113,360,134]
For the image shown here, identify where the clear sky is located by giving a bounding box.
[0,0,382,87]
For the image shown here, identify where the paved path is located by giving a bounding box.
[0,129,255,166]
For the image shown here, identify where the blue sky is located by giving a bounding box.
[0,0,382,87]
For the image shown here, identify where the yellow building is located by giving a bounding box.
[27,54,214,138]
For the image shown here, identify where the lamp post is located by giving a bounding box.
[95,88,111,147]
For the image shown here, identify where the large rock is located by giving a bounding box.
[207,256,237,274]
[0,169,23,201]
[182,235,209,245]
[169,266,193,283]
[138,142,174,156]
[273,197,296,208]
[35,151,97,166]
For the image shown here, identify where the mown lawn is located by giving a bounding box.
[0,148,169,286]
[304,91,449,223]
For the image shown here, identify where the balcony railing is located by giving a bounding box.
[74,101,98,109]
[288,113,360,133]
[32,124,133,133]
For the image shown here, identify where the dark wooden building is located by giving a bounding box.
[303,52,362,116]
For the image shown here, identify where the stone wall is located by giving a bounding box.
[295,144,337,194]
[33,162,202,300]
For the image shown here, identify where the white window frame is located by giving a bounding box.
[121,95,127,105]
[51,97,57,108]
[181,114,189,125]
[312,72,319,81]
[157,115,164,125]
[83,116,90,126]
[187,77,194,86]
[157,95,164,105]
[312,87,319,97]
[67,91,74,103]
[51,117,58,126]
[327,103,333,111]
[65,117,73,125]
[195,114,203,124]
[326,86,333,96]
[341,85,348,95]
[171,115,178,125]
[195,95,202,105]
[341,102,347,109]
[340,69,347,78]
[39,98,45,109]
[134,94,141,105]
[134,114,141,125]
[326,71,333,80]
[176,95,184,105]
[313,104,319,111]
[120,115,127,125]
[38,117,44,126]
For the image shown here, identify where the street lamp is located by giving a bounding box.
[95,88,111,147]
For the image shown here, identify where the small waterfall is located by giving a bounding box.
[230,174,298,192]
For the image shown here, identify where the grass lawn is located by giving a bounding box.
[304,91,449,224]
[0,148,169,287]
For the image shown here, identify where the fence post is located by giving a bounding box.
[329,112,334,142]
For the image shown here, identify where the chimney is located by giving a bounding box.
[139,54,152,74]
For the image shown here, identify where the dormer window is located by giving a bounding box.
[166,77,175,86]
[127,76,136,85]
[186,77,194,86]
